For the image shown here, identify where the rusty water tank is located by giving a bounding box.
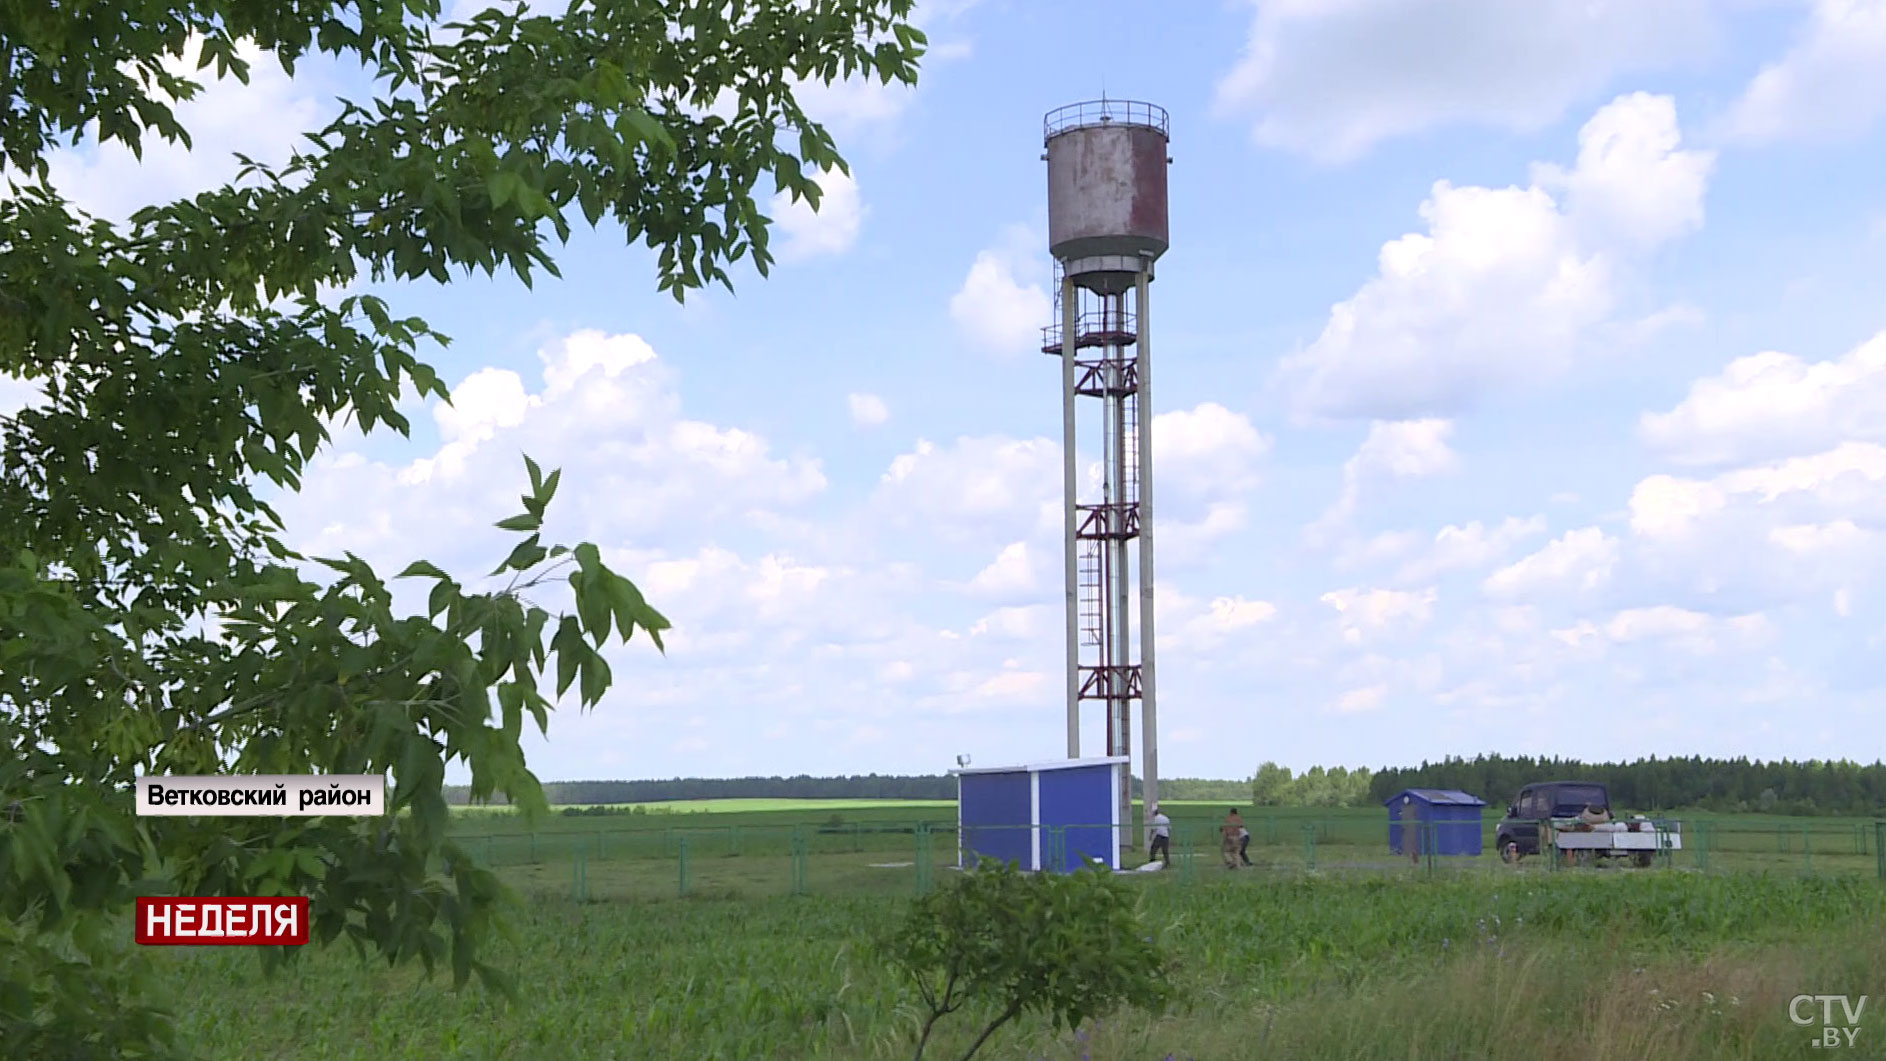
[1044,100,1169,291]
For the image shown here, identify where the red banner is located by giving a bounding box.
[134,897,310,946]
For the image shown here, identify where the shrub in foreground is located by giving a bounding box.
[883,857,1174,1060]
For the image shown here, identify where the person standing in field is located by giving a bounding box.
[1222,808,1244,869]
[1237,821,1253,866]
[1147,804,1171,867]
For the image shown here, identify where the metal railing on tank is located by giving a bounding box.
[1040,308,1139,355]
[1043,99,1170,140]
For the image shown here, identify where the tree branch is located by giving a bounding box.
[955,1002,1022,1061]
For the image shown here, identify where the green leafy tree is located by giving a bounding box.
[1294,765,1332,807]
[0,0,924,1055]
[1343,766,1374,807]
[1250,761,1293,806]
[883,857,1173,1061]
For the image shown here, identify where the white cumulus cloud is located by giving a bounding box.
[1320,586,1438,644]
[770,167,865,261]
[1312,419,1459,538]
[1640,331,1886,467]
[967,541,1039,598]
[847,392,891,427]
[1151,403,1272,498]
[1279,93,1713,422]
[1214,0,1716,163]
[950,226,1050,356]
[1718,0,1886,145]
[1483,527,1619,599]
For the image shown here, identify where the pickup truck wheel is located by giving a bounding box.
[1632,851,1653,868]
[1498,839,1517,863]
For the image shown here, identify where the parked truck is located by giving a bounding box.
[1493,780,1680,867]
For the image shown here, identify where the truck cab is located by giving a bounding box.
[1494,780,1610,862]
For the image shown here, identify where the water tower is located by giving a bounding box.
[1040,99,1169,855]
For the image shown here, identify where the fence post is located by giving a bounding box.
[1047,825,1065,874]
[678,835,690,898]
[790,827,808,897]
[1423,820,1436,879]
[1179,825,1196,885]
[530,831,538,864]
[1876,822,1885,882]
[572,839,588,904]
[1302,823,1317,871]
[914,824,932,895]
[1803,825,1812,875]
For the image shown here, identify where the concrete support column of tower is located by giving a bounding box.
[1061,272,1080,760]
[1136,259,1159,850]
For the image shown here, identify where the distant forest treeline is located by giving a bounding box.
[443,756,1886,816]
[1368,754,1886,816]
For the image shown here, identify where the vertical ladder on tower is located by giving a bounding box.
[1078,540,1104,648]
[1123,385,1139,506]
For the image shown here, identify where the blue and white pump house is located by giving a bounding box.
[950,756,1128,872]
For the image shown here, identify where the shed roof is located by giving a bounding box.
[950,756,1129,777]
[1384,788,1486,807]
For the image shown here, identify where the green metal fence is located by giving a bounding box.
[431,813,1886,904]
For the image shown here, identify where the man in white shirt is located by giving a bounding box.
[1148,804,1171,867]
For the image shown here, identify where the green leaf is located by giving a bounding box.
[485,170,525,210]
[578,648,610,706]
[572,569,612,646]
[494,513,539,533]
[495,535,546,575]
[398,560,449,580]
[428,578,459,619]
[550,616,583,698]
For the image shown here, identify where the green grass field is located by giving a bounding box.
[152,801,1886,1060]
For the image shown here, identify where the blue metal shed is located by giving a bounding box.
[951,756,1126,872]
[1385,788,1487,856]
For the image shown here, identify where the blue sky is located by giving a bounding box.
[15,0,1886,782]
